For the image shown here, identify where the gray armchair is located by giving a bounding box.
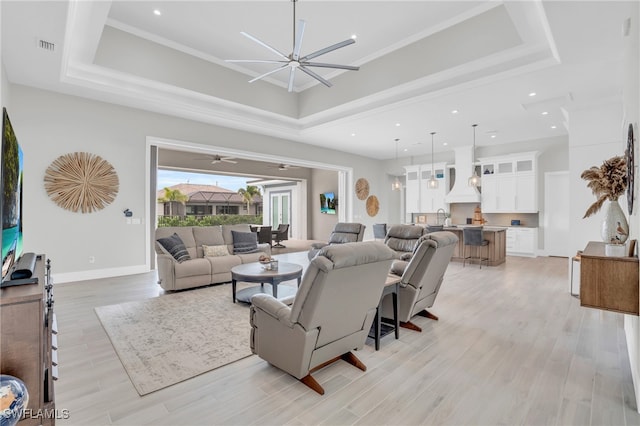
[250,241,394,395]
[307,222,366,260]
[384,224,425,260]
[381,231,458,332]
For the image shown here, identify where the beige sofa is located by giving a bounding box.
[155,224,271,291]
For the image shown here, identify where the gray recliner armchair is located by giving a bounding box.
[307,222,366,260]
[384,224,425,260]
[250,241,394,395]
[381,231,458,332]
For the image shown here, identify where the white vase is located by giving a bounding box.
[601,199,629,244]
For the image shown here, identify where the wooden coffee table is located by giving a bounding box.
[231,262,303,303]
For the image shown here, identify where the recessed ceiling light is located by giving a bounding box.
[551,125,557,129]
[491,135,496,138]
[529,92,536,97]
[541,111,548,115]
[403,148,408,152]
[395,123,400,127]
[351,133,356,136]
[351,34,357,40]
[153,9,162,16]
[443,142,448,146]
[451,110,459,114]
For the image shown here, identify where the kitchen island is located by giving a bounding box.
[443,226,507,266]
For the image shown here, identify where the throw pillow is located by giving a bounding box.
[231,230,259,254]
[203,244,229,257]
[157,233,191,263]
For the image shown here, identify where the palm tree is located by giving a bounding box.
[157,187,189,216]
[237,185,261,213]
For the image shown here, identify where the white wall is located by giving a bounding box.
[568,101,625,255]
[622,0,640,413]
[10,84,385,282]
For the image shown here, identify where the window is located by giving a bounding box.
[217,205,239,215]
[186,205,213,215]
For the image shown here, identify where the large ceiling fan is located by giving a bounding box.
[226,0,359,92]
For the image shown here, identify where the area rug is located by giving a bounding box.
[95,284,253,395]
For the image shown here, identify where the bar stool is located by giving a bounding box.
[373,223,388,241]
[463,227,489,268]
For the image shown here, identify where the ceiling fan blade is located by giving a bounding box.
[303,62,360,71]
[222,159,238,164]
[248,64,290,83]
[240,32,289,60]
[287,67,296,92]
[299,66,332,88]
[292,19,306,60]
[300,38,356,61]
[225,59,288,64]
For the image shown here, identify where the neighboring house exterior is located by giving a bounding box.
[157,183,262,216]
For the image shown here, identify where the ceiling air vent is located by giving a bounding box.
[37,39,55,52]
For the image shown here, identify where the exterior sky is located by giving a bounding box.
[157,170,251,192]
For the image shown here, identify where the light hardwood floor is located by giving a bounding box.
[53,253,640,425]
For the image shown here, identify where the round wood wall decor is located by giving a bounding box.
[355,178,370,200]
[366,195,380,217]
[44,152,119,213]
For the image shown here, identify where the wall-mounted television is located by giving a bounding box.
[320,191,336,215]
[1,108,24,282]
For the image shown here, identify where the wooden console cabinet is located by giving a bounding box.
[0,255,56,425]
[580,242,639,315]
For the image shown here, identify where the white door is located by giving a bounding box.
[544,171,570,257]
[270,192,291,231]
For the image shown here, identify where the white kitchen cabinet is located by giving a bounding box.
[506,227,537,257]
[479,152,538,213]
[404,163,449,214]
[515,174,536,211]
[404,165,420,214]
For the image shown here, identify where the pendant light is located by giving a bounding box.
[392,138,401,191]
[427,132,439,189]
[468,124,481,187]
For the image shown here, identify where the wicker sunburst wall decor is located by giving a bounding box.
[44,152,119,213]
[355,178,370,200]
[366,195,380,217]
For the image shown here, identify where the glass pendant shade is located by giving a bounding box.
[392,177,401,191]
[468,124,481,187]
[428,131,438,189]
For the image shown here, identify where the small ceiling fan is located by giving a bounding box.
[226,0,359,92]
[194,155,237,164]
[270,163,300,171]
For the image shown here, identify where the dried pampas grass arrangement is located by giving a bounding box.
[581,155,627,218]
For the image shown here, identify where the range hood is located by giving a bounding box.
[444,146,481,204]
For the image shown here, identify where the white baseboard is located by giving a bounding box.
[53,264,150,284]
